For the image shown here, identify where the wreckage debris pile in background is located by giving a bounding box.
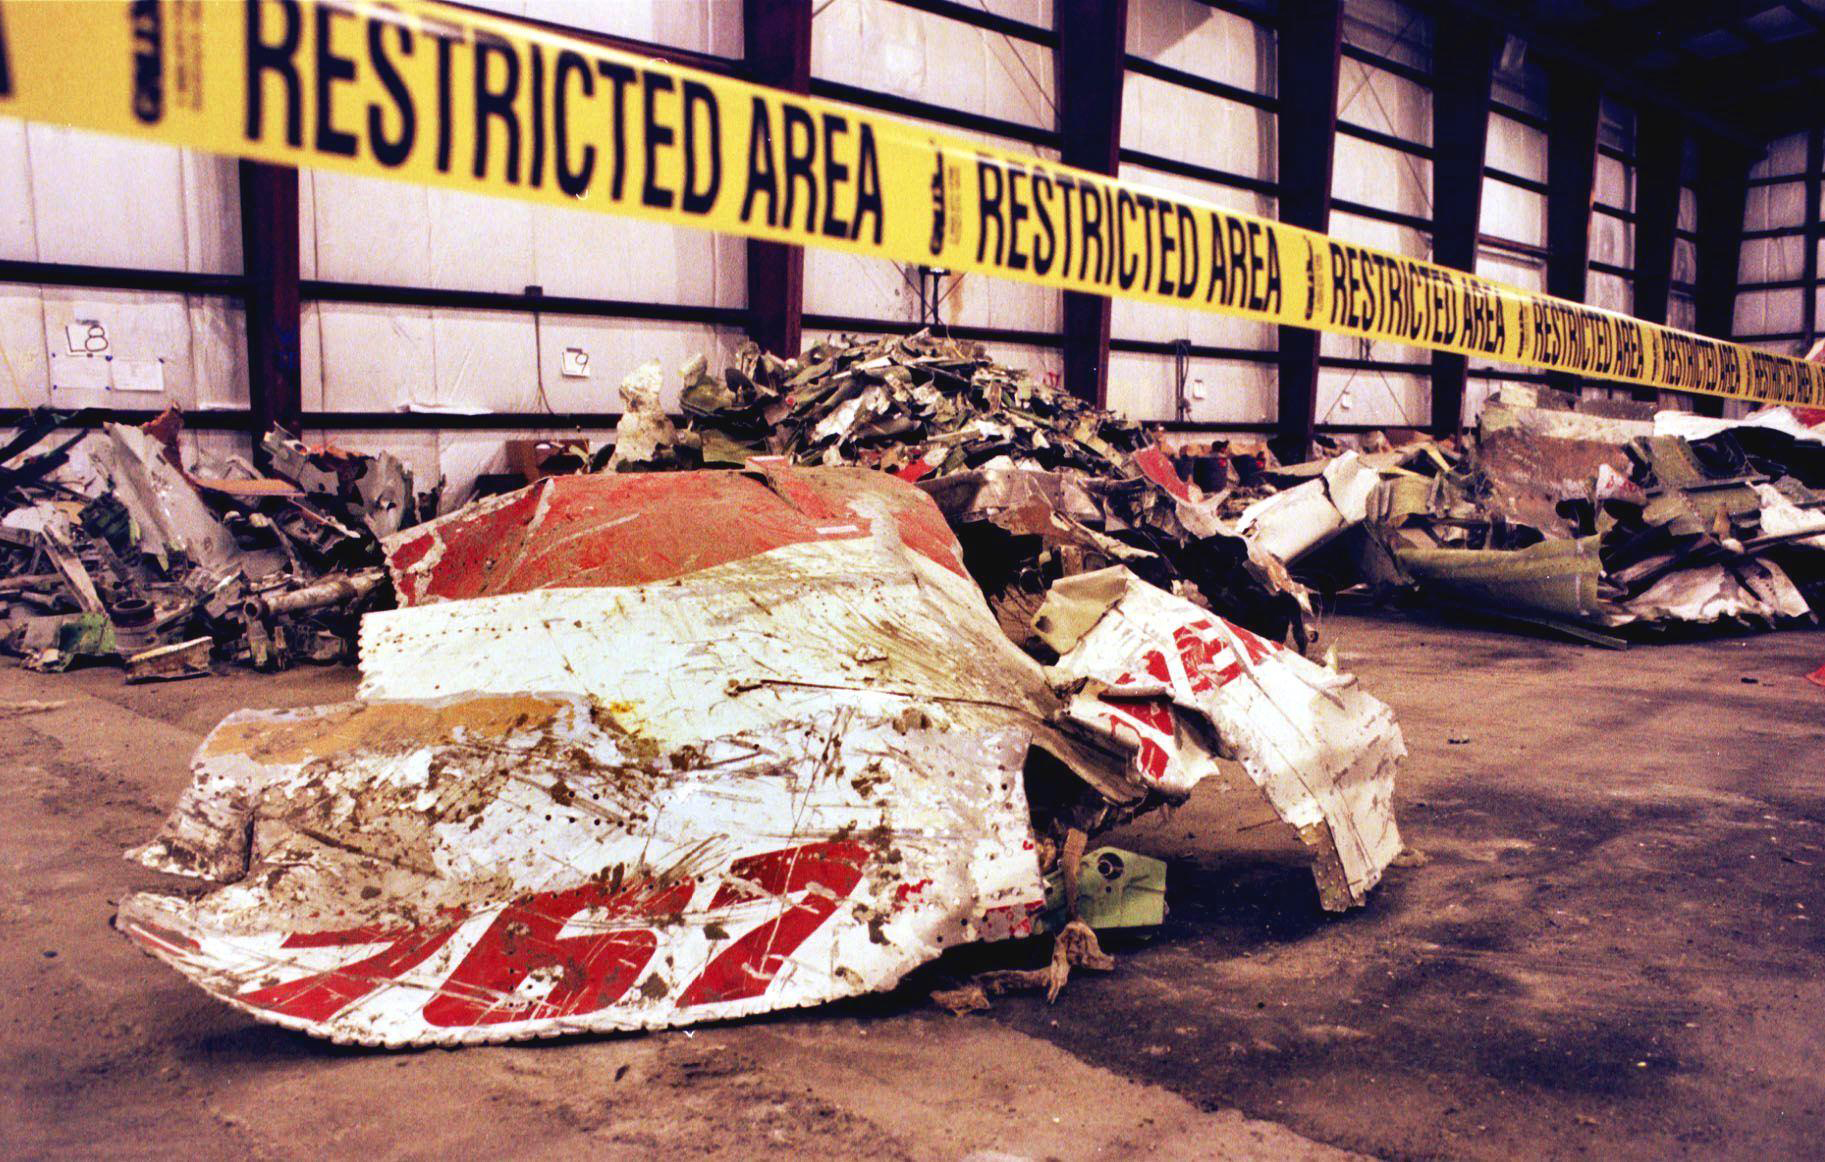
[1344,388,1825,644]
[624,332,1319,652]
[0,407,425,679]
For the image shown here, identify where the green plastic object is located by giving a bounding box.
[22,613,116,672]
[1041,846,1168,932]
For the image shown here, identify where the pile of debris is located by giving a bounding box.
[103,337,1418,1046]
[0,408,422,679]
[1414,396,1823,640]
[617,331,1317,652]
[1240,386,1825,645]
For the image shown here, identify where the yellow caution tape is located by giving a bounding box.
[1,0,1819,407]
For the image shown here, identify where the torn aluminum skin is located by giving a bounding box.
[118,467,1120,1047]
[1034,567,1404,910]
[1232,451,1382,565]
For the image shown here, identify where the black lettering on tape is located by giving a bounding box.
[682,80,720,215]
[366,13,416,168]
[1175,204,1197,299]
[313,4,358,157]
[781,104,817,232]
[434,29,455,172]
[473,33,520,183]
[640,71,675,209]
[1031,171,1055,275]
[740,99,776,226]
[551,49,594,196]
[595,60,634,200]
[1005,162,1030,272]
[1078,182,1104,284]
[527,43,545,188]
[852,123,882,243]
[818,111,848,236]
[975,155,1004,264]
[246,0,304,146]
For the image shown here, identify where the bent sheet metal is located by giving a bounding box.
[119,467,1402,1045]
[1034,568,1404,910]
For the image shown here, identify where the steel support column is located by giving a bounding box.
[1055,0,1128,407]
[1273,0,1342,463]
[1544,66,1600,399]
[744,0,812,359]
[238,161,301,445]
[1804,127,1821,348]
[1428,9,1498,438]
[1694,136,1753,418]
[1631,110,1684,403]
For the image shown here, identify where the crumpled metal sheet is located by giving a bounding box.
[1395,537,1610,624]
[1474,399,1649,539]
[1233,452,1381,564]
[1033,567,1404,911]
[119,467,1124,1046]
[384,463,966,604]
[100,423,240,574]
[1653,406,1825,445]
[1621,558,1811,623]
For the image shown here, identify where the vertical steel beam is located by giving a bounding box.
[1631,109,1684,402]
[1693,135,1753,418]
[1544,65,1600,399]
[1273,0,1342,463]
[1804,126,1821,348]
[744,0,812,359]
[1428,9,1498,438]
[1055,0,1128,407]
[238,160,301,445]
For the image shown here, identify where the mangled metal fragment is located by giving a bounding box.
[120,466,1407,1044]
[1035,567,1404,910]
[261,429,421,538]
[1351,390,1825,638]
[0,409,411,678]
[100,422,241,575]
[124,637,212,683]
[121,468,1099,1044]
[671,331,1315,650]
[1233,452,1381,564]
[607,359,694,471]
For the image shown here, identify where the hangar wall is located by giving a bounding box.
[1735,128,1822,359]
[0,0,1801,503]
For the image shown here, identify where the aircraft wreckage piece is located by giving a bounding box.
[1034,567,1404,910]
[119,467,1402,1046]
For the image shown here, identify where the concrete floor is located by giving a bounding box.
[2,611,1822,1160]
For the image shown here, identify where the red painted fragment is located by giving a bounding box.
[388,467,968,604]
[239,921,463,1023]
[1098,696,1176,780]
[1806,663,1825,689]
[423,879,693,1027]
[1132,445,1193,502]
[678,841,869,1007]
[1111,617,1278,694]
